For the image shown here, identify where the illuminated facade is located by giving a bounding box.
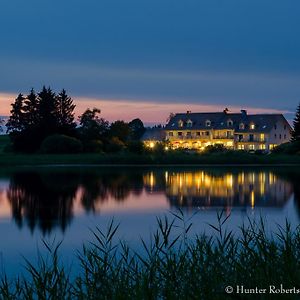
[143,110,292,151]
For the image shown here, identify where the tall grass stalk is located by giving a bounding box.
[2,212,300,299]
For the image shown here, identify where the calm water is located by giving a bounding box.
[0,166,300,277]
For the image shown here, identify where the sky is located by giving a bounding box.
[1,0,300,124]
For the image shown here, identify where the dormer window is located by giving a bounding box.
[239,123,245,130]
[250,123,255,130]
[227,119,233,127]
[186,119,193,128]
[206,120,211,127]
[178,120,183,128]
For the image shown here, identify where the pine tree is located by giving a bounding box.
[56,89,76,134]
[37,86,59,137]
[24,88,40,128]
[6,94,26,132]
[292,102,300,142]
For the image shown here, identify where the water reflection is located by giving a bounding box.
[152,171,293,209]
[1,168,299,234]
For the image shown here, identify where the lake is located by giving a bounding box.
[0,166,299,277]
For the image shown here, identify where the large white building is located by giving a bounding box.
[143,110,292,151]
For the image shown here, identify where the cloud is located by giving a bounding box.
[1,57,300,115]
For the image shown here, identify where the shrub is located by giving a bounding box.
[83,139,103,153]
[40,134,83,154]
[127,141,145,154]
[272,141,300,154]
[105,137,126,153]
[204,144,226,153]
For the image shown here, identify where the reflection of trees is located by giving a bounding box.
[7,172,79,234]
[276,169,300,218]
[6,169,145,233]
[80,171,144,212]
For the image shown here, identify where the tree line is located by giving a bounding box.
[3,87,300,154]
[6,87,146,153]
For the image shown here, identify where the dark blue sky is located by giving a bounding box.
[1,0,300,120]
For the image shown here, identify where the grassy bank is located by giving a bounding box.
[1,151,300,167]
[1,213,300,299]
[1,135,300,166]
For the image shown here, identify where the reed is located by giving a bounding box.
[1,212,300,299]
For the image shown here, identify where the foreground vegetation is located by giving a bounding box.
[1,213,300,299]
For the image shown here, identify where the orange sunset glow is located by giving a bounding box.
[0,93,291,124]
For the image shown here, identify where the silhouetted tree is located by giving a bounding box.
[79,108,109,141]
[109,120,130,142]
[6,94,26,132]
[292,102,300,141]
[128,118,145,140]
[7,87,77,152]
[23,88,40,128]
[38,86,59,137]
[56,89,76,135]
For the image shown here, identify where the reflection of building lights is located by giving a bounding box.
[149,142,155,148]
[260,184,265,195]
[238,172,245,184]
[150,172,154,189]
[226,174,233,187]
[251,190,255,208]
[269,173,275,185]
[165,146,169,151]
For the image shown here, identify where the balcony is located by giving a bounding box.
[169,135,211,140]
[213,135,234,139]
[236,138,266,143]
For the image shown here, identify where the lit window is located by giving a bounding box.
[260,134,265,141]
[260,144,266,150]
[249,144,255,150]
[238,144,245,150]
[178,120,183,128]
[239,123,245,130]
[250,123,255,130]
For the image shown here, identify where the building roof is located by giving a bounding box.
[165,111,291,133]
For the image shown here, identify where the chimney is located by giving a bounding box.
[223,108,229,114]
[241,109,247,115]
[187,110,191,114]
